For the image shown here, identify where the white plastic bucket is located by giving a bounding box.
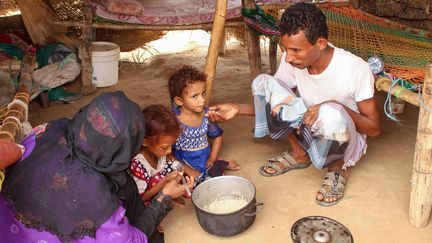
[91,42,120,87]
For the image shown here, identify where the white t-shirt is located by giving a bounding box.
[274,45,374,113]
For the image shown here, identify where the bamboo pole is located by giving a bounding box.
[375,77,419,107]
[204,0,227,104]
[56,20,243,30]
[80,0,97,95]
[409,63,432,227]
[242,0,261,80]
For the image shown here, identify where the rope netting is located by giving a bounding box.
[324,6,431,85]
[244,4,431,86]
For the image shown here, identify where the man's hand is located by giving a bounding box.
[303,103,321,127]
[207,103,239,122]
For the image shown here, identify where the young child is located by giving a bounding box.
[168,65,239,183]
[129,105,194,205]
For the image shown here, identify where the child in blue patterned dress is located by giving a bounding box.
[168,65,240,183]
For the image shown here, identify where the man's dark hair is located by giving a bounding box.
[279,3,328,44]
[168,65,206,101]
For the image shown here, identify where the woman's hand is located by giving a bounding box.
[161,180,186,199]
[0,141,24,169]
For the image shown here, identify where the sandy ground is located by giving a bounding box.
[28,38,432,242]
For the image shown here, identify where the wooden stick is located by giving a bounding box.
[80,0,97,95]
[0,53,34,142]
[269,38,277,75]
[375,77,419,107]
[243,0,262,80]
[204,0,227,104]
[56,19,243,30]
[409,63,432,227]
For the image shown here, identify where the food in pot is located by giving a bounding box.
[203,195,249,214]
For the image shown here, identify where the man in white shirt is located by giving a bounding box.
[208,3,381,206]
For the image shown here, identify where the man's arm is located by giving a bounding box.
[208,103,255,122]
[303,97,381,137]
[345,97,381,137]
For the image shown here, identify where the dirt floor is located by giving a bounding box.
[28,37,432,242]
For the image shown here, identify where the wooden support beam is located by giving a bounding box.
[242,0,261,80]
[269,38,277,75]
[409,63,432,227]
[204,0,227,104]
[375,78,419,107]
[56,20,243,30]
[0,53,34,142]
[80,0,97,95]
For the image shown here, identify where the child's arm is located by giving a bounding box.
[168,153,201,178]
[141,181,166,202]
[206,135,223,167]
[183,164,201,178]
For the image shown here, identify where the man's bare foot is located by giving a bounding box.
[226,159,240,171]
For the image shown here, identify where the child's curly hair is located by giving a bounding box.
[168,65,207,101]
[143,104,180,138]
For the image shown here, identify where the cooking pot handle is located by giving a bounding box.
[244,203,264,216]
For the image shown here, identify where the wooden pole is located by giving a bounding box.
[409,63,432,227]
[0,53,34,142]
[269,38,277,75]
[80,0,97,95]
[242,0,261,80]
[204,0,227,104]
[375,77,419,107]
[219,28,227,56]
[56,20,243,30]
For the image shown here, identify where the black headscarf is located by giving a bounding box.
[3,91,145,241]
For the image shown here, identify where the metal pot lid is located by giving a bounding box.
[291,216,353,243]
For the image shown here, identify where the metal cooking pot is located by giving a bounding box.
[192,176,264,236]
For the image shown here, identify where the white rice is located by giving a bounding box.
[203,196,249,214]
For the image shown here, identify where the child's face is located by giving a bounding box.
[177,81,206,113]
[145,134,178,158]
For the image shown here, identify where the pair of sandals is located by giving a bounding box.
[258,151,346,206]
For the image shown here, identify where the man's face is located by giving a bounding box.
[281,30,321,70]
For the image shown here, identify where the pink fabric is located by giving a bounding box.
[91,0,349,25]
